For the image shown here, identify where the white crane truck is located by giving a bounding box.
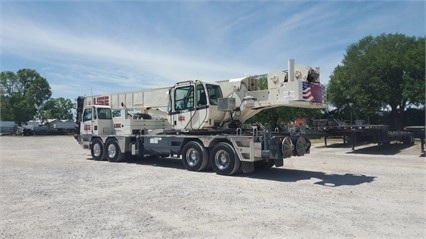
[74,59,325,175]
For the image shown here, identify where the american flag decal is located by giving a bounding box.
[302,81,323,103]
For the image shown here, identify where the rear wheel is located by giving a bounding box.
[105,139,125,162]
[295,136,308,156]
[282,137,293,158]
[182,141,208,171]
[210,142,241,176]
[91,138,105,161]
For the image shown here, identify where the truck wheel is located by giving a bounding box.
[403,135,414,145]
[295,136,307,156]
[91,138,105,161]
[182,141,208,171]
[282,137,293,158]
[105,139,125,162]
[210,142,241,176]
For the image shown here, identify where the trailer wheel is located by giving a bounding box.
[105,139,125,162]
[210,142,241,176]
[182,141,208,171]
[91,138,105,161]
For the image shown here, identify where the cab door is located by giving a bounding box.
[81,106,113,136]
[81,107,94,135]
[93,107,113,135]
[169,82,209,130]
[80,107,94,148]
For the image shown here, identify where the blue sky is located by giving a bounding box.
[0,1,424,101]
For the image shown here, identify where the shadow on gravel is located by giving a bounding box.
[315,143,352,149]
[347,143,413,155]
[315,142,416,156]
[126,156,186,170]
[243,168,376,187]
[91,156,376,186]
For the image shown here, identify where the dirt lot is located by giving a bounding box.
[1,136,425,238]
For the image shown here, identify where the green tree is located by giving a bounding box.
[247,107,322,128]
[327,33,425,129]
[1,69,52,124]
[41,97,75,120]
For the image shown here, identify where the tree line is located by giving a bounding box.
[0,69,74,124]
[1,33,424,129]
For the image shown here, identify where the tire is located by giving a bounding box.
[91,138,105,161]
[105,139,125,162]
[295,136,308,156]
[403,135,414,145]
[182,141,209,171]
[281,137,293,158]
[305,137,311,154]
[210,142,241,176]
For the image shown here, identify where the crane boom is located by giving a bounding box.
[79,59,325,130]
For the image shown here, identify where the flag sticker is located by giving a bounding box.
[302,81,323,103]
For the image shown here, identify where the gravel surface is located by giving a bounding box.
[1,136,425,238]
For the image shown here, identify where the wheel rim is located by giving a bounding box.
[186,148,200,167]
[107,143,117,158]
[214,149,230,170]
[282,137,293,158]
[93,143,102,157]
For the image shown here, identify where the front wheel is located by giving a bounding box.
[105,139,125,162]
[210,142,241,176]
[91,138,105,161]
[182,141,208,171]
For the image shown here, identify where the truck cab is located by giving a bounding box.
[168,80,226,130]
[79,105,113,149]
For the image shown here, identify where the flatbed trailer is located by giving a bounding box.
[313,119,414,150]
[404,126,425,153]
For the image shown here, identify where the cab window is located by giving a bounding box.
[97,108,112,119]
[196,84,207,106]
[206,84,222,105]
[82,108,92,122]
[175,86,194,111]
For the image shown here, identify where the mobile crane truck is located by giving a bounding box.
[74,59,325,175]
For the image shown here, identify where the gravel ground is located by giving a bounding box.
[1,135,425,238]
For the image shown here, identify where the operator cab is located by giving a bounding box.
[168,80,225,130]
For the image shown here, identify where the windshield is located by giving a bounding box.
[97,107,112,120]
